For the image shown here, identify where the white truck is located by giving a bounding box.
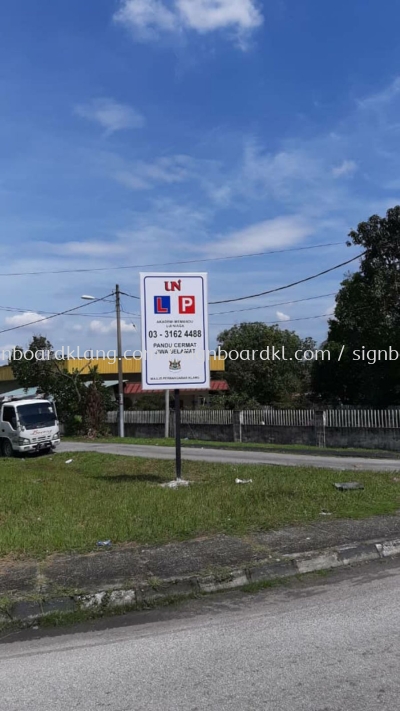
[0,396,60,457]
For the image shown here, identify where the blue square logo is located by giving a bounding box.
[154,296,171,314]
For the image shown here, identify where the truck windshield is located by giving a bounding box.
[16,403,56,429]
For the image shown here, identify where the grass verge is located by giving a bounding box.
[0,452,399,558]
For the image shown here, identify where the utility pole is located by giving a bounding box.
[115,284,125,438]
[82,287,125,438]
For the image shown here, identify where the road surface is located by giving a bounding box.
[1,558,400,710]
[59,441,400,471]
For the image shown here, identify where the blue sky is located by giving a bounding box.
[1,0,400,358]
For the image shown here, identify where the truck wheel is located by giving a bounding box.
[1,439,14,458]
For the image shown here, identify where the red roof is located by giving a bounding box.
[124,380,229,395]
[209,380,229,391]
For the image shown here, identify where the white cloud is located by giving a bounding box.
[324,304,335,317]
[114,0,263,45]
[75,98,145,134]
[243,142,321,187]
[358,77,400,111]
[210,215,315,257]
[114,0,178,37]
[240,140,334,207]
[115,155,192,190]
[332,160,357,178]
[4,312,52,328]
[89,319,136,335]
[176,0,262,32]
[236,133,362,216]
[42,241,129,257]
[276,311,290,322]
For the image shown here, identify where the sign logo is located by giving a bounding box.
[154,296,171,314]
[179,296,195,314]
[165,280,181,292]
[169,359,181,371]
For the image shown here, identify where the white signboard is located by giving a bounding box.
[140,273,209,390]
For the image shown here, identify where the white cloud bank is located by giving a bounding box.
[115,155,193,190]
[89,319,137,335]
[75,98,145,134]
[4,312,52,329]
[113,0,263,46]
[210,215,315,257]
[332,160,357,178]
[276,311,290,322]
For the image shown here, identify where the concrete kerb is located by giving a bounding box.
[2,536,400,628]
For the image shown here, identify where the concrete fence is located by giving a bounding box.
[105,408,400,452]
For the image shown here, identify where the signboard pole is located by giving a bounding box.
[174,389,182,480]
[165,389,170,439]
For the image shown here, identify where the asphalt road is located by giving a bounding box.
[1,558,400,711]
[58,441,400,471]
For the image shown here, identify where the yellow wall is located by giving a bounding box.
[0,365,13,382]
[0,356,225,382]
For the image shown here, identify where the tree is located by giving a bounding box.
[216,322,315,408]
[207,391,263,410]
[131,394,165,410]
[11,336,56,395]
[10,335,114,434]
[83,369,114,437]
[311,206,400,406]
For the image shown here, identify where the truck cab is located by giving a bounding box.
[0,398,60,457]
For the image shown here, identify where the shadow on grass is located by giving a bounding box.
[91,474,167,484]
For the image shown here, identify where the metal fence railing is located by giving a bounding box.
[325,409,400,429]
[106,410,165,424]
[106,408,400,429]
[240,409,315,427]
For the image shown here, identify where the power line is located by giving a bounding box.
[0,291,335,320]
[121,306,140,318]
[209,292,336,316]
[0,242,345,278]
[209,253,364,304]
[1,290,336,324]
[120,292,337,320]
[0,254,357,333]
[122,292,140,302]
[0,305,116,319]
[211,313,332,326]
[0,294,113,335]
[122,254,362,306]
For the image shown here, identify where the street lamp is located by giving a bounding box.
[81,285,125,438]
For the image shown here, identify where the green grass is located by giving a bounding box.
[0,452,399,559]
[65,435,400,458]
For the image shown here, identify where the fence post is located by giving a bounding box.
[314,410,326,448]
[233,410,242,442]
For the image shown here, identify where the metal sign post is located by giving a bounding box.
[174,389,182,480]
[165,389,170,439]
[140,273,209,481]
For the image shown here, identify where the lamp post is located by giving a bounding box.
[81,285,125,438]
